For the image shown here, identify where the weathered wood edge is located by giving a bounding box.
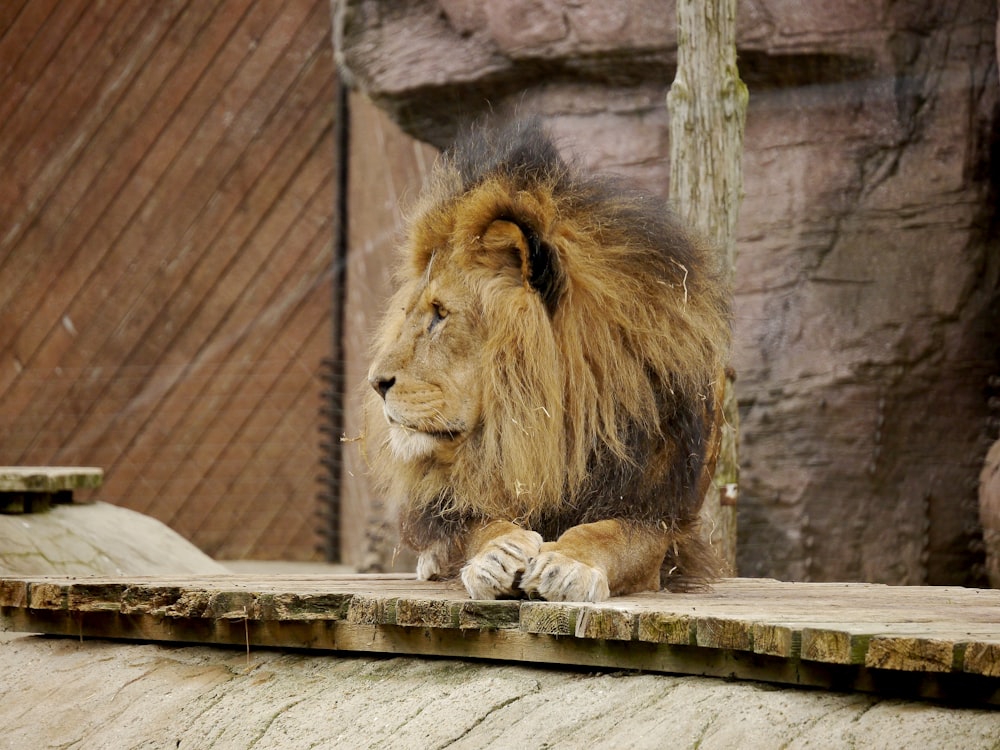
[3,576,999,704]
[3,606,998,707]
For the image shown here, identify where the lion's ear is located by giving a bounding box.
[481,219,562,315]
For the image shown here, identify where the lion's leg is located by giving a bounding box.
[459,520,543,600]
[520,520,670,602]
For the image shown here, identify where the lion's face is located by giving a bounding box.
[368,203,557,466]
[368,262,485,463]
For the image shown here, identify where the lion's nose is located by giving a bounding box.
[370,376,395,400]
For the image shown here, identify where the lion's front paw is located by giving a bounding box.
[460,529,543,599]
[415,539,451,581]
[520,551,611,602]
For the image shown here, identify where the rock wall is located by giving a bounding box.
[334,1,1000,584]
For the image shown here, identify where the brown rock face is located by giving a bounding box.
[335,0,1000,585]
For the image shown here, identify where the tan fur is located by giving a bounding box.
[364,120,731,602]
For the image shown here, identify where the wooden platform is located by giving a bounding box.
[2,574,998,706]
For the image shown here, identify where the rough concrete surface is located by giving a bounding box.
[1,634,998,750]
[0,502,227,577]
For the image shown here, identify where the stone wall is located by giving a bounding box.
[335,1,1000,584]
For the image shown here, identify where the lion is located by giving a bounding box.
[364,118,731,602]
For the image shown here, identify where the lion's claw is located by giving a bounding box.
[520,550,611,602]
[461,529,543,599]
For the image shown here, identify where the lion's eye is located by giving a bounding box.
[428,302,448,333]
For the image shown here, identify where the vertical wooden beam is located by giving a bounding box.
[667,0,748,571]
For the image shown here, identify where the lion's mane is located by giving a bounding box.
[366,119,731,585]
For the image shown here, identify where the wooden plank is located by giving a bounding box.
[801,627,871,665]
[396,598,459,629]
[132,156,332,537]
[0,467,103,493]
[3,576,998,705]
[520,602,576,636]
[574,606,636,641]
[0,466,104,513]
[752,622,799,658]
[457,600,521,630]
[347,594,397,626]
[696,616,755,651]
[0,579,27,608]
[865,636,958,673]
[636,611,695,645]
[964,642,1000,678]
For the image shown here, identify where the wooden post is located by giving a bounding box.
[667,0,748,572]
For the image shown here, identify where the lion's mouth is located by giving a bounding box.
[386,416,463,441]
[385,415,466,462]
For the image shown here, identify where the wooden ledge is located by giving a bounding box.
[2,575,998,705]
[0,467,103,514]
[0,467,104,493]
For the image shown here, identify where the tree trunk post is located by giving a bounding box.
[667,0,747,573]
